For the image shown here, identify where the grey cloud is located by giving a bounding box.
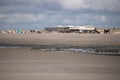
[0,0,119,14]
[0,0,31,6]
[0,0,66,14]
[0,0,61,10]
[0,0,120,29]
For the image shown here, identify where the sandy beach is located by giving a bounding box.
[0,0,120,79]
[0,48,120,80]
[0,33,120,80]
[0,33,120,46]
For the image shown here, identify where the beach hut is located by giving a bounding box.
[16,30,21,34]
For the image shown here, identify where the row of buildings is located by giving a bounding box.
[0,30,42,34]
[0,25,111,34]
[45,25,111,34]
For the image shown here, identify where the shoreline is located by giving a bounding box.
[0,33,120,55]
[0,44,119,55]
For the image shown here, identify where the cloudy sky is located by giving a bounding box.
[0,0,120,30]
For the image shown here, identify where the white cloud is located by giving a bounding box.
[92,15,107,22]
[63,15,83,25]
[60,0,86,10]
[6,18,17,23]
[63,18,73,24]
[1,0,120,14]
[0,14,5,18]
[60,0,120,11]
[0,0,120,29]
[5,14,46,23]
[83,14,107,22]
[100,15,106,22]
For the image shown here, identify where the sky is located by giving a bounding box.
[0,0,120,30]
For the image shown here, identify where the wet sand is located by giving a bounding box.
[0,48,120,80]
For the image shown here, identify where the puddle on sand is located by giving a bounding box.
[61,48,95,53]
[0,44,120,55]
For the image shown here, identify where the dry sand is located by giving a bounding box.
[0,48,120,80]
[0,33,120,46]
[0,33,120,80]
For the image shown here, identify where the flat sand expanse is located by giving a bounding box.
[0,33,120,46]
[0,48,120,80]
[0,33,120,80]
